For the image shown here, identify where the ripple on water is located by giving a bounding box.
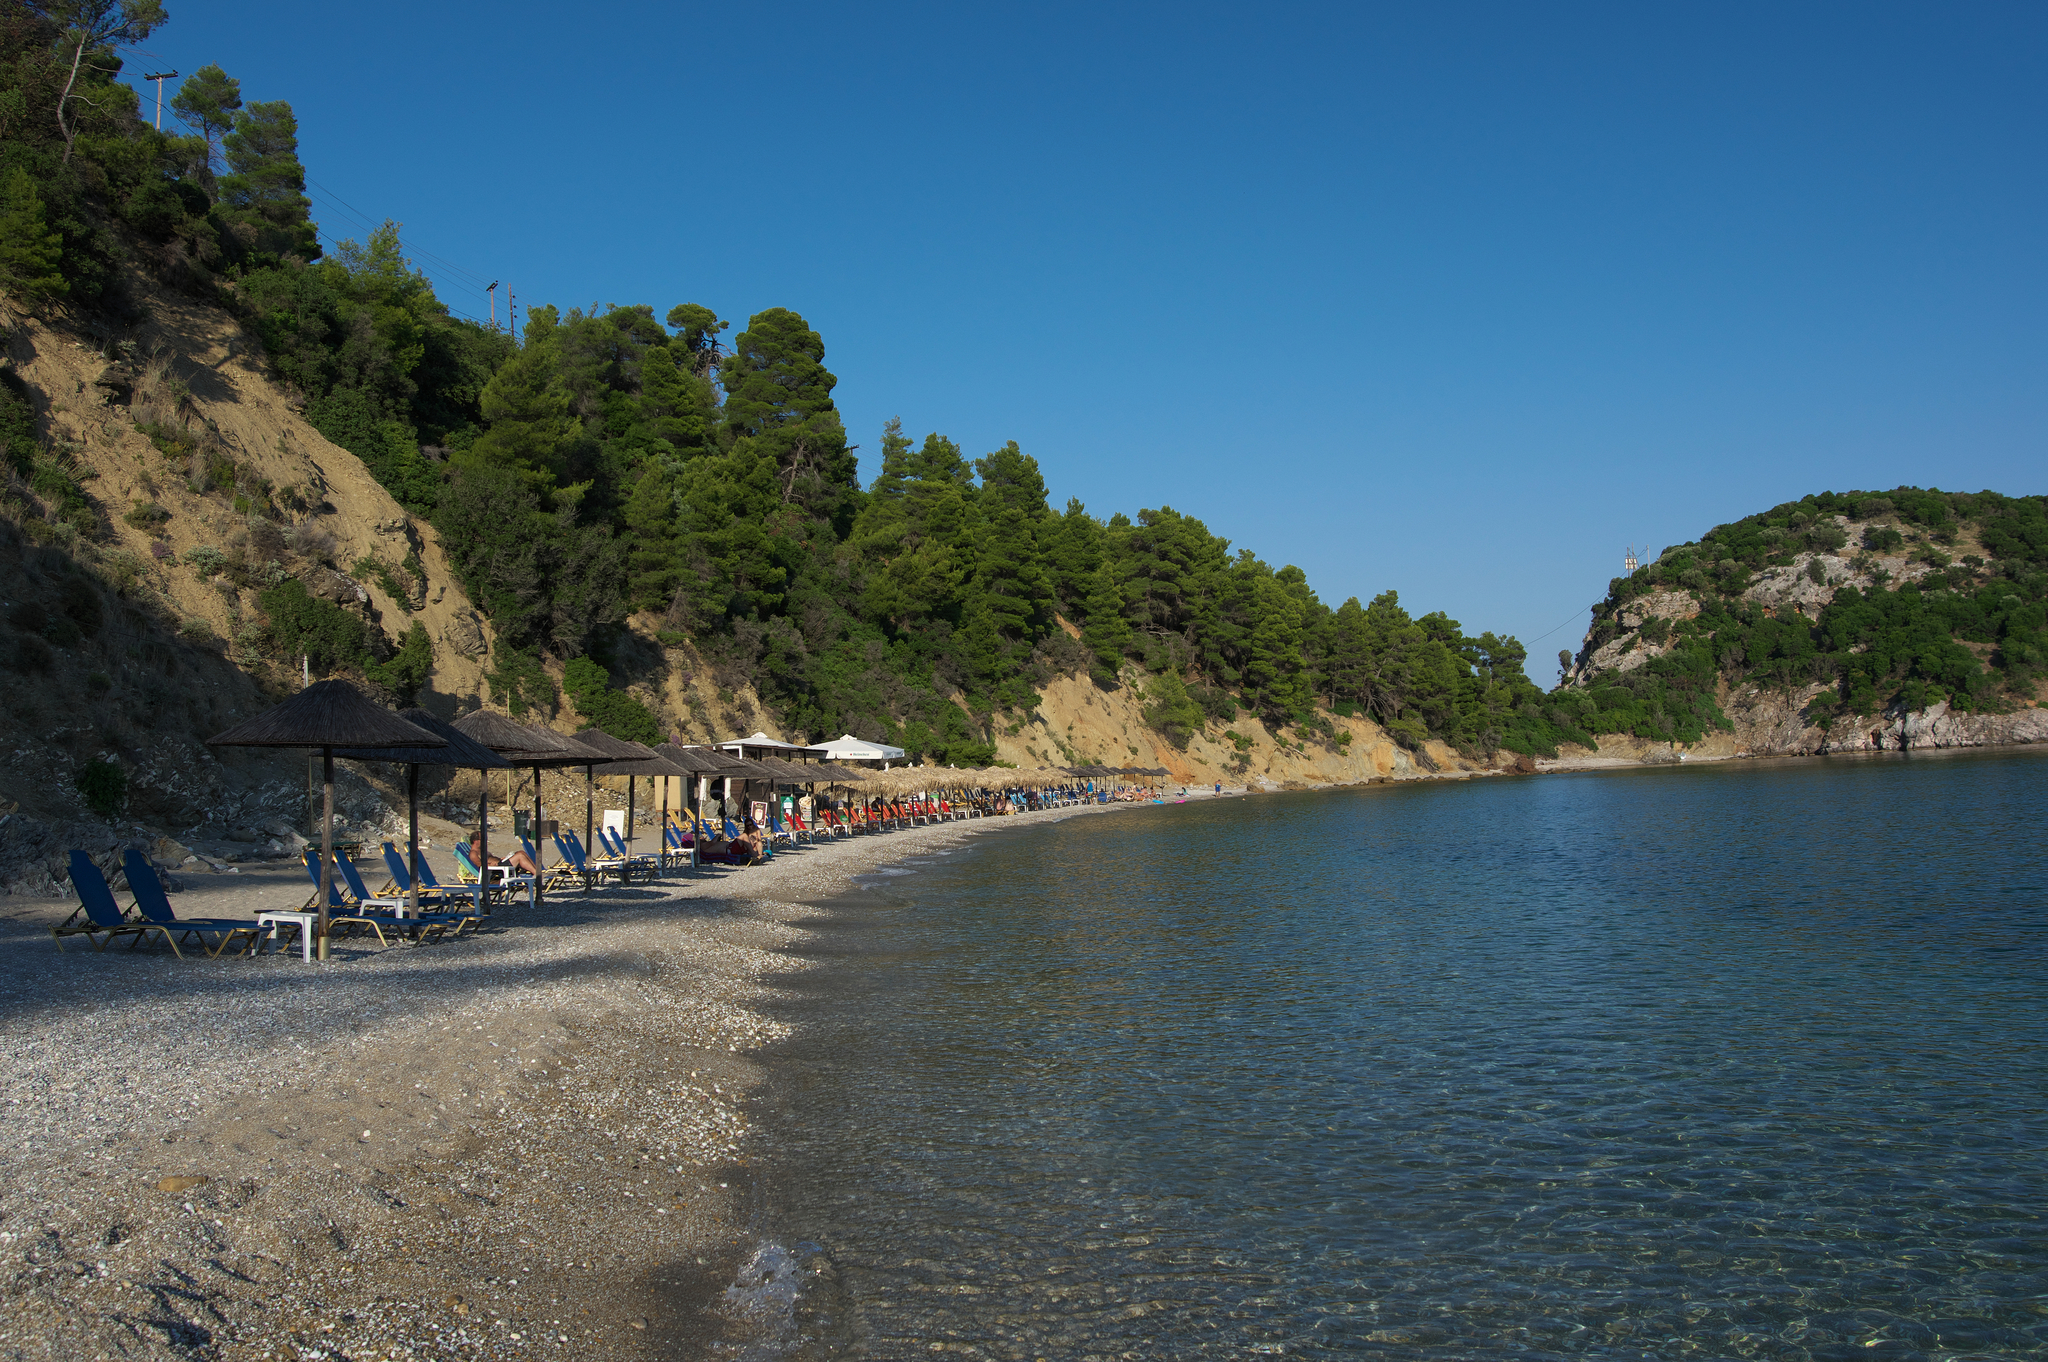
[748,751,2048,1358]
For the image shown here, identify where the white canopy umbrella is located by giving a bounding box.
[815,733,907,767]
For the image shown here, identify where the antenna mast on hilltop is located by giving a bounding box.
[486,280,499,332]
[1624,544,1641,574]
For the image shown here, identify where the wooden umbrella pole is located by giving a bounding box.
[658,776,668,872]
[584,764,595,888]
[407,764,420,916]
[477,768,491,915]
[532,761,544,906]
[626,776,636,863]
[319,746,333,962]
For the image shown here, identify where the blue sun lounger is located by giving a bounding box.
[379,842,480,911]
[596,827,660,876]
[121,849,271,958]
[52,853,182,956]
[301,851,469,945]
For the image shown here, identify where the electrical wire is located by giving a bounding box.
[1524,610,1592,646]
[118,79,511,328]
[305,178,498,291]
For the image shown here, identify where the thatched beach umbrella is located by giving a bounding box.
[208,680,445,960]
[568,729,654,865]
[334,709,508,916]
[655,744,725,834]
[573,729,687,863]
[452,714,605,904]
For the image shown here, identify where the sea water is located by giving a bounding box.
[739,750,2048,1359]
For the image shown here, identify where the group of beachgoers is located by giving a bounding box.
[459,775,1164,882]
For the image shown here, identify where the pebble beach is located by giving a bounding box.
[0,801,1134,1361]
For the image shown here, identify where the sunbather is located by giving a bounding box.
[469,833,540,878]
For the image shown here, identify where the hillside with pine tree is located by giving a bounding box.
[3,0,2042,796]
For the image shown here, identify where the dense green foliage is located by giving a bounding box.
[1576,488,2048,732]
[0,1,321,308]
[256,579,432,702]
[562,654,660,744]
[1,0,1569,761]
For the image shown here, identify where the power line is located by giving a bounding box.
[1524,610,1591,646]
[303,178,497,290]
[304,225,493,327]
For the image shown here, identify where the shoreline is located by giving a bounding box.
[0,800,1136,1360]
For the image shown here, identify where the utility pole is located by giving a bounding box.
[509,292,517,342]
[142,70,177,130]
[486,280,499,331]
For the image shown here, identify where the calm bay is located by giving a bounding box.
[741,749,2048,1360]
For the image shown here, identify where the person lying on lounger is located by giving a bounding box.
[469,834,540,877]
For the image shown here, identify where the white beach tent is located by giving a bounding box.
[816,733,907,768]
[718,732,823,755]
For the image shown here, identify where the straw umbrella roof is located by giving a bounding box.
[689,746,778,778]
[656,743,725,775]
[754,755,817,781]
[593,752,693,779]
[811,762,867,782]
[572,728,659,763]
[451,713,609,767]
[333,709,510,768]
[208,680,447,750]
[518,723,609,762]
[453,709,559,758]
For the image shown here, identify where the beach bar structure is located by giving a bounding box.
[208,680,446,961]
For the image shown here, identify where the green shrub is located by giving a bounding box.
[75,760,127,818]
[562,654,660,743]
[257,578,371,672]
[367,620,433,703]
[1384,717,1430,749]
[487,641,557,717]
[135,418,200,463]
[1139,671,1205,750]
[0,371,37,478]
[57,577,103,639]
[7,632,53,674]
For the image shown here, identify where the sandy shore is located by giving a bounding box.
[0,801,1139,1361]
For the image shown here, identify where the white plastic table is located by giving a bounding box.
[257,911,317,962]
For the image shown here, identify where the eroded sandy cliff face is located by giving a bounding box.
[975,666,1500,790]
[0,280,507,885]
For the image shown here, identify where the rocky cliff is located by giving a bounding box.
[1566,511,2046,759]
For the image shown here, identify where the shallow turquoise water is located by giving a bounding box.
[743,750,2048,1360]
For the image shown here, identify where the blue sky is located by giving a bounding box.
[125,2,2045,674]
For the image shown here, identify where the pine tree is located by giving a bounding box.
[665,303,729,377]
[218,100,318,262]
[634,344,712,455]
[464,319,578,493]
[1081,564,1130,687]
[720,308,858,526]
[623,462,685,612]
[1247,573,1312,716]
[170,63,241,183]
[0,168,68,307]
